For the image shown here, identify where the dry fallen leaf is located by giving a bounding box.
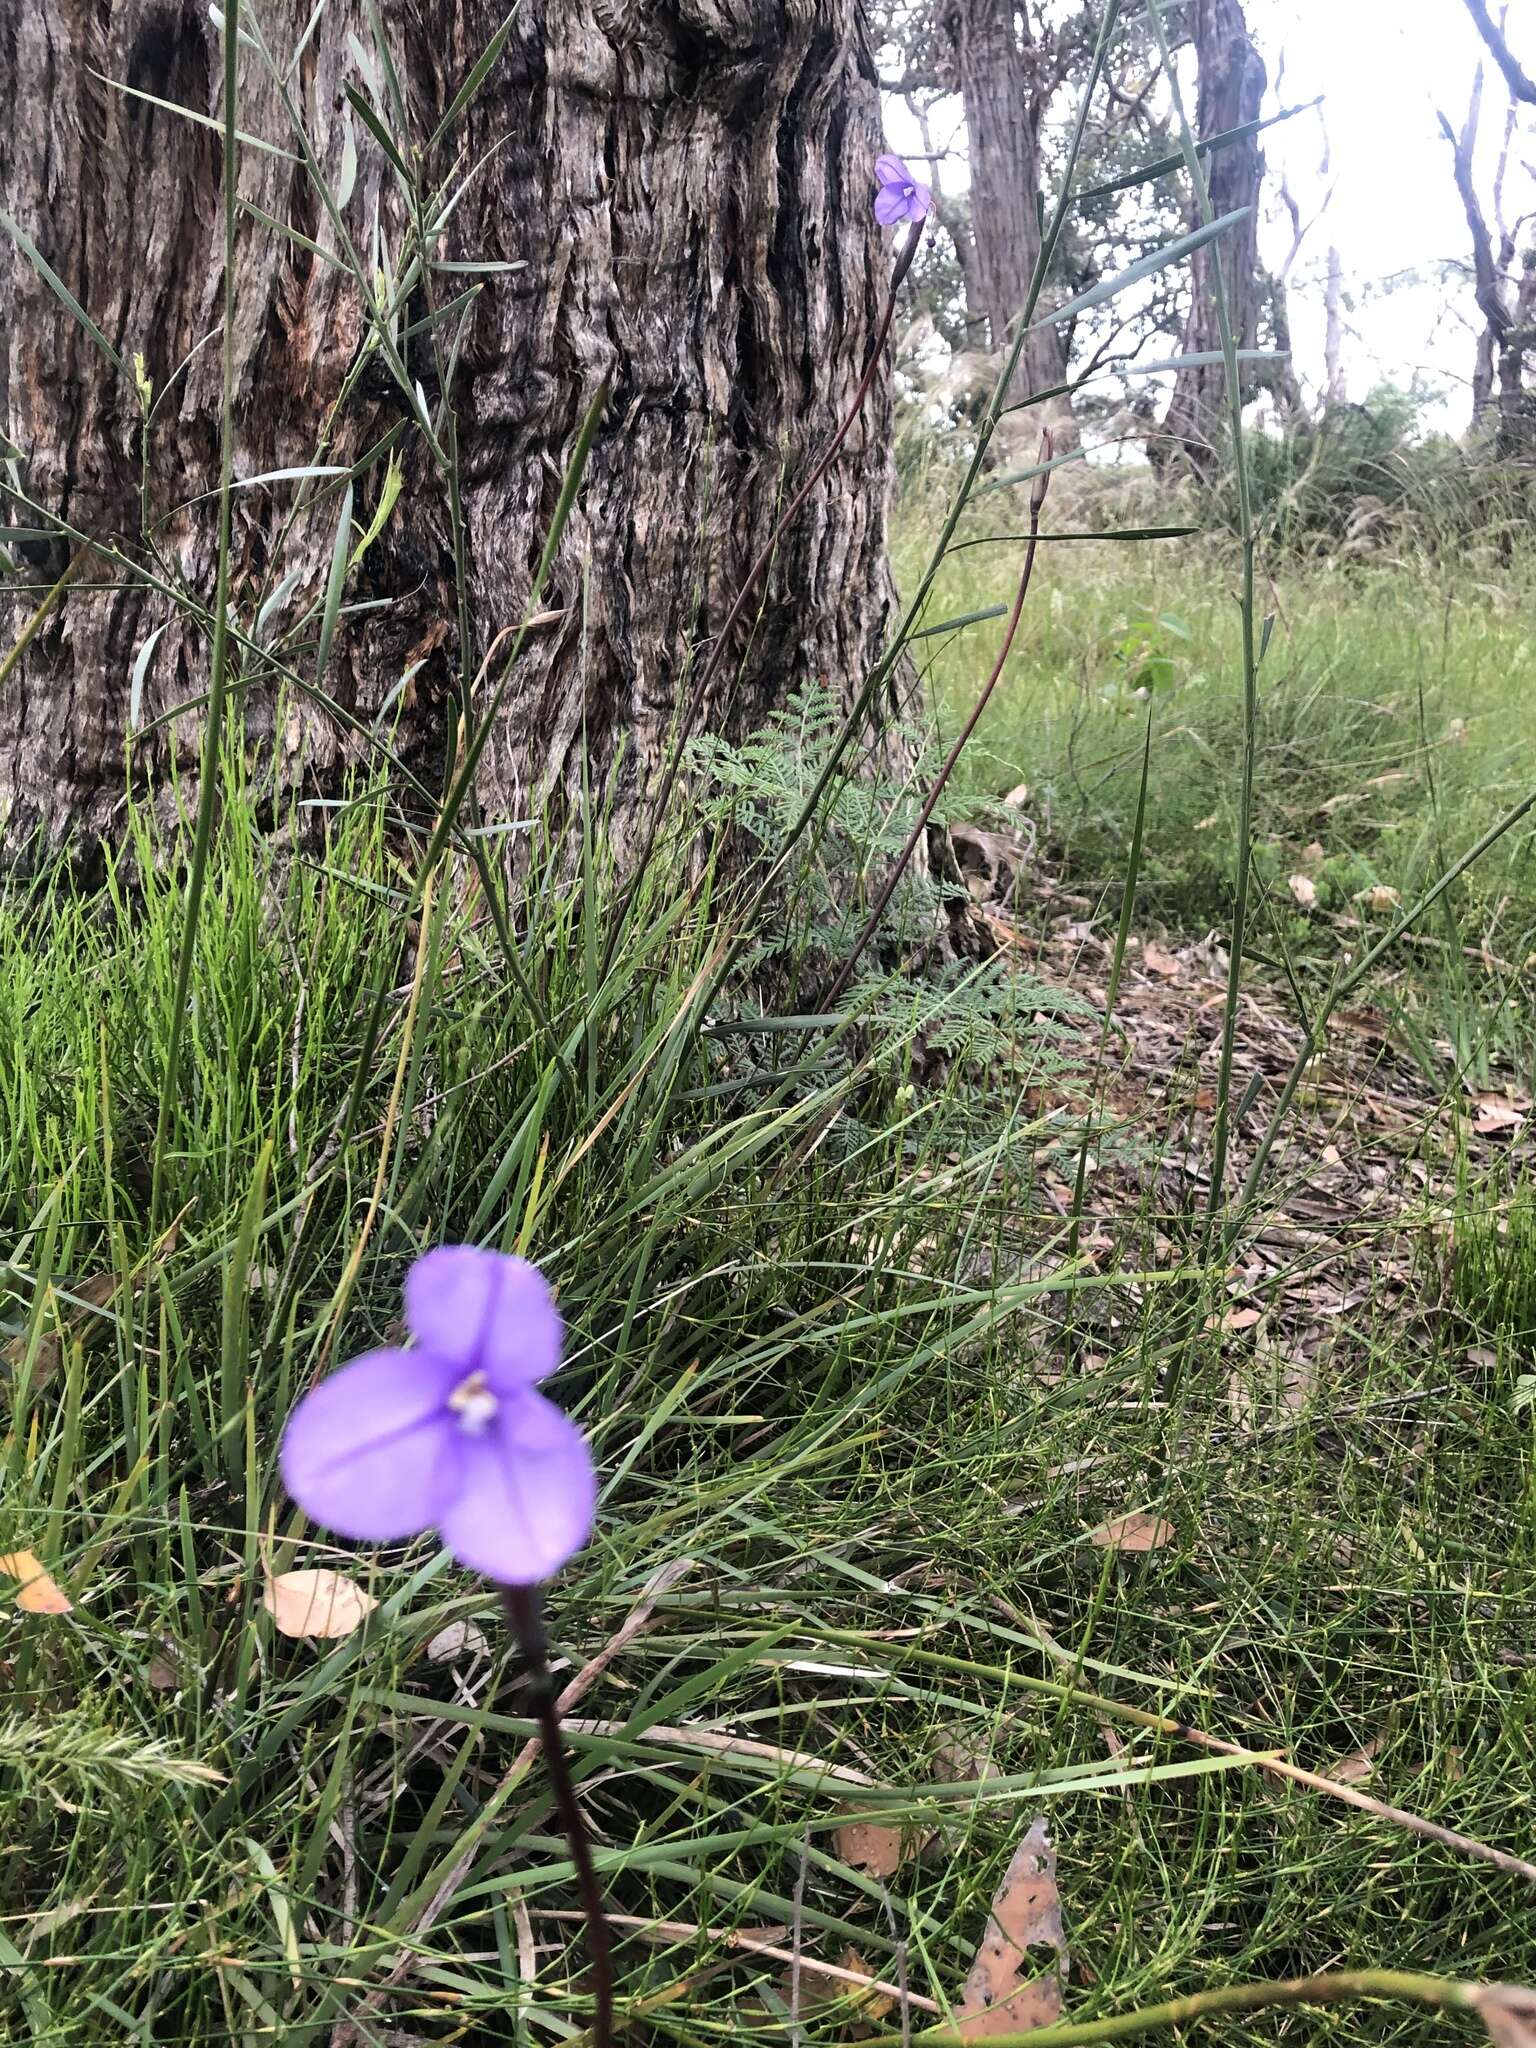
[426,1619,490,1663]
[1090,1512,1175,1554]
[1354,884,1402,912]
[1287,873,1318,909]
[955,1816,1068,2036]
[1470,1984,1536,2048]
[263,1569,378,1640]
[1142,940,1181,977]
[1472,1093,1529,1135]
[1210,1305,1263,1334]
[834,1820,908,1878]
[1328,1732,1386,1785]
[0,1549,72,1614]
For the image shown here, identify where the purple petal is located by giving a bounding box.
[281,1348,458,1542]
[874,153,912,187]
[906,181,934,221]
[480,1257,563,1389]
[435,1388,596,1584]
[874,185,910,226]
[405,1246,562,1389]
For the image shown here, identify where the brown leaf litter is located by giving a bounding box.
[955,1815,1070,2035]
[0,1549,72,1614]
[1089,1511,1176,1553]
[950,820,1532,1399]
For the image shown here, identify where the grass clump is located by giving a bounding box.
[899,504,1536,1088]
[2,3,1534,2036]
[1,724,1534,2042]
[1455,1176,1536,1356]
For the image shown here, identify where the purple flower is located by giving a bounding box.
[874,153,932,226]
[280,1248,596,1585]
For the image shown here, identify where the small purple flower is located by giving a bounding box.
[280,1248,596,1585]
[874,153,932,226]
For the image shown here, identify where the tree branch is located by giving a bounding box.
[1438,75,1512,340]
[1461,0,1536,103]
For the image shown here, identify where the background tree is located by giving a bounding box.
[1460,0,1536,107]
[0,2,908,865]
[875,0,1185,448]
[1438,62,1536,453]
[1156,0,1268,475]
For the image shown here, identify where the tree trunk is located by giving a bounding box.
[942,0,1076,445]
[1262,274,1306,424]
[1472,327,1498,430]
[0,2,908,868]
[1157,0,1267,476]
[1439,70,1536,454]
[1496,258,1536,451]
[1324,245,1346,407]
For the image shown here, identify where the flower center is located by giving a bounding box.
[448,1370,499,1436]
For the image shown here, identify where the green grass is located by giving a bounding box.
[900,502,1536,1088]
[1,729,1533,2043]
[3,3,1534,2033]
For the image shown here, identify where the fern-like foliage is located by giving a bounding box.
[689,690,1094,1105]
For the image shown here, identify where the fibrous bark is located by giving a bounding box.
[941,0,1076,443]
[0,2,909,866]
[1157,0,1267,475]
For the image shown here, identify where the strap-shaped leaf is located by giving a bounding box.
[1032,207,1252,331]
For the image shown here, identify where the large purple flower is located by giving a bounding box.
[874,153,933,226]
[281,1248,596,1584]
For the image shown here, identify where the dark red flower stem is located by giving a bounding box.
[501,1583,614,2047]
[599,216,929,979]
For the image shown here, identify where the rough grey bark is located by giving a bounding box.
[1157,0,1267,475]
[940,0,1076,444]
[0,2,909,866]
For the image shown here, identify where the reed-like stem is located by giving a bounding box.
[147,0,242,1238]
[884,1968,1480,2047]
[820,431,1054,1010]
[501,1584,614,2048]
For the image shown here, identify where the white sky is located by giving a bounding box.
[885,1,1530,430]
[1252,0,1522,422]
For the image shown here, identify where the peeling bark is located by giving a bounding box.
[0,1,909,867]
